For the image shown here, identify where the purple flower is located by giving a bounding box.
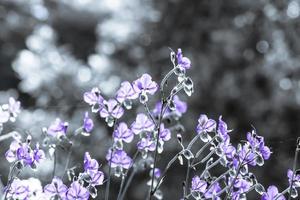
[233,177,252,193]
[89,171,104,186]
[261,186,285,200]
[16,144,34,165]
[153,168,161,179]
[131,113,155,135]
[47,118,69,138]
[204,182,221,200]
[106,149,132,169]
[33,144,45,164]
[177,48,191,70]
[5,140,21,163]
[236,144,257,167]
[287,169,300,188]
[197,114,216,133]
[137,135,156,152]
[44,177,68,200]
[99,99,124,119]
[217,116,231,142]
[83,87,104,106]
[153,95,187,118]
[247,131,272,160]
[132,74,158,95]
[6,179,29,199]
[66,181,89,200]
[191,176,207,193]
[113,122,134,143]
[84,152,99,173]
[159,123,171,142]
[116,81,138,103]
[220,141,236,160]
[83,112,94,133]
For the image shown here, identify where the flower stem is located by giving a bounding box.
[183,160,191,199]
[151,152,182,195]
[117,175,125,200]
[288,137,299,200]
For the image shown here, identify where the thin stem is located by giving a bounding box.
[105,120,119,200]
[117,175,125,200]
[118,151,139,198]
[105,149,114,200]
[288,138,299,200]
[144,103,157,127]
[120,168,137,200]
[224,155,247,200]
[275,187,290,200]
[62,147,73,179]
[160,68,175,91]
[183,160,191,199]
[149,101,165,200]
[205,169,230,193]
[151,152,182,195]
[187,134,200,150]
[195,135,217,158]
[199,157,221,178]
[52,150,56,179]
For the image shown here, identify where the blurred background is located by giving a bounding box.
[0,0,299,199]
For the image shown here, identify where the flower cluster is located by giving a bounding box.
[6,152,104,200]
[189,115,273,199]
[5,135,45,169]
[3,48,299,200]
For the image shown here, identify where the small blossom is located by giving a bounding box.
[177,48,191,70]
[287,169,300,188]
[5,179,29,200]
[137,135,156,152]
[84,152,99,173]
[217,116,231,142]
[153,95,187,118]
[204,182,221,200]
[153,168,161,179]
[5,140,21,163]
[191,176,207,193]
[66,181,89,200]
[33,144,45,165]
[83,87,104,106]
[116,81,138,103]
[99,99,124,119]
[220,141,236,160]
[247,130,272,160]
[132,74,158,95]
[113,122,134,143]
[131,113,155,135]
[158,123,171,142]
[47,118,68,138]
[44,177,68,200]
[89,171,104,186]
[83,112,93,133]
[261,185,285,200]
[106,149,132,169]
[197,114,216,133]
[233,177,252,193]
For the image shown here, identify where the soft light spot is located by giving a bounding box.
[279,78,292,90]
[287,1,300,19]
